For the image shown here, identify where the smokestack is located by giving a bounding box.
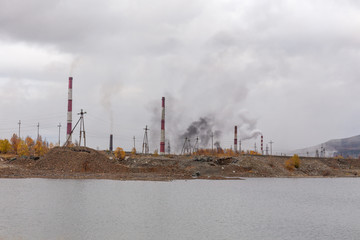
[234,126,238,153]
[109,134,113,152]
[66,77,73,144]
[261,135,263,155]
[160,97,165,154]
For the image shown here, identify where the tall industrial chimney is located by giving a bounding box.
[66,77,73,144]
[160,97,165,154]
[261,135,264,155]
[234,126,238,153]
[109,134,113,152]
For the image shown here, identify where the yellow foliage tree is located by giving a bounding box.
[25,136,35,155]
[114,147,126,160]
[18,140,30,157]
[34,136,48,156]
[285,154,301,171]
[0,139,12,153]
[10,134,20,154]
[131,147,136,155]
[153,149,159,156]
[223,148,235,157]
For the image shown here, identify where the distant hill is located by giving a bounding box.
[291,135,360,158]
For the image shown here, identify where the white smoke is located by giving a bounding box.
[100,81,122,133]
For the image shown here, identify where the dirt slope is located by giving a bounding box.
[1,147,359,180]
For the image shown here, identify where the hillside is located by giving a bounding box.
[292,135,360,158]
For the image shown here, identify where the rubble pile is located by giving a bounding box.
[34,147,126,173]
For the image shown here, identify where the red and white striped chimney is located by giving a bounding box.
[160,97,165,154]
[234,126,238,153]
[261,135,264,155]
[66,77,73,144]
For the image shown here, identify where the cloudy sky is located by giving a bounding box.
[1,0,360,153]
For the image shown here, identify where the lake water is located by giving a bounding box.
[0,178,359,240]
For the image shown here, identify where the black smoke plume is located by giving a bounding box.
[180,117,222,148]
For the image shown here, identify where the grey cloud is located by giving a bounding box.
[1,0,360,151]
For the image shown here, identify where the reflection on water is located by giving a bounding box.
[0,178,359,240]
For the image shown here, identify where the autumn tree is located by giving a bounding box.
[224,149,235,157]
[131,147,136,155]
[34,137,44,156]
[114,147,126,160]
[10,134,20,154]
[25,136,35,155]
[0,139,12,153]
[285,154,301,171]
[18,140,30,157]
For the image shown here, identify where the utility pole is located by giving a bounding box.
[266,144,269,155]
[167,140,171,154]
[239,140,242,154]
[37,122,40,140]
[188,138,191,154]
[269,140,274,155]
[142,125,149,154]
[181,137,188,155]
[64,109,87,147]
[57,123,62,146]
[78,109,87,147]
[193,136,199,153]
[18,120,21,139]
[133,136,136,150]
[254,142,257,153]
[211,132,214,154]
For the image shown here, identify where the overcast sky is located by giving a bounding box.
[1,0,360,153]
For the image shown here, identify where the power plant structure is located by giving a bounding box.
[160,97,165,154]
[61,77,265,154]
[66,77,73,145]
[234,126,238,153]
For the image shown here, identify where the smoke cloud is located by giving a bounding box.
[180,117,221,149]
[100,81,122,133]
[148,92,263,153]
[69,56,82,76]
[237,112,262,141]
[214,141,222,150]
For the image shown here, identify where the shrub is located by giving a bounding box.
[293,154,300,168]
[285,154,301,171]
[114,147,126,160]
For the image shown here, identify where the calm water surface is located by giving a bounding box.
[0,178,359,240]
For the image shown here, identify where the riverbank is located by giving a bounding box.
[0,147,359,180]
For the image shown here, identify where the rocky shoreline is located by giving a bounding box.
[0,147,359,180]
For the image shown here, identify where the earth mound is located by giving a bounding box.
[34,147,126,173]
